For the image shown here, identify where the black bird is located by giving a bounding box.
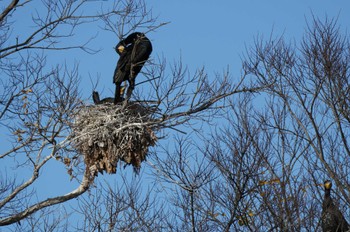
[92,85,126,104]
[92,91,115,104]
[113,32,152,104]
[322,180,349,232]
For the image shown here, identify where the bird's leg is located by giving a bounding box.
[125,63,136,102]
[122,79,134,109]
[114,83,122,104]
[120,81,127,99]
[130,63,136,79]
[125,78,135,101]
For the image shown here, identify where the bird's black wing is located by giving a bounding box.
[113,46,132,83]
[130,37,152,65]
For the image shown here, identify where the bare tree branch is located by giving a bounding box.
[0,0,19,23]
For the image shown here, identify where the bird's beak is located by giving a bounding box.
[324,181,332,189]
[117,45,125,53]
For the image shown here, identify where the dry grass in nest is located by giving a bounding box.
[70,102,157,178]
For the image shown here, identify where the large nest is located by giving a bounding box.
[70,102,157,177]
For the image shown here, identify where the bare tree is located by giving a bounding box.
[4,2,346,232]
[240,16,350,231]
[75,173,167,232]
[0,0,160,227]
[128,16,350,231]
[0,0,264,230]
[71,57,264,231]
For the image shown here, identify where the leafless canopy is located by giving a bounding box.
[2,0,348,231]
[0,0,258,229]
[0,0,163,227]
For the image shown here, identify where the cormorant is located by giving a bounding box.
[92,91,114,104]
[113,32,152,104]
[321,180,349,232]
[92,85,126,105]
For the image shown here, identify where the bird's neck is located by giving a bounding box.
[324,189,332,208]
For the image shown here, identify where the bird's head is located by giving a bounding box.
[324,180,332,190]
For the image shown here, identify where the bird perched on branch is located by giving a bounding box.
[321,180,349,232]
[113,32,152,104]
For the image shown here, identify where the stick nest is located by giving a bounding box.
[70,102,157,177]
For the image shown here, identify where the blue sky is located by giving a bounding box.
[2,0,350,228]
[151,0,348,70]
[76,1,350,100]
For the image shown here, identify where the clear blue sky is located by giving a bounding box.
[1,0,350,228]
